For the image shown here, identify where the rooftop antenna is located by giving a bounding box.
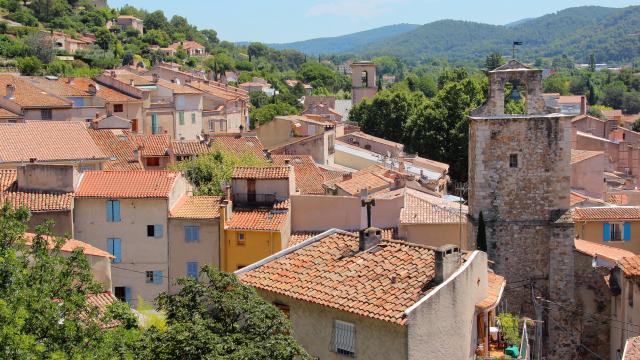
[512,41,523,59]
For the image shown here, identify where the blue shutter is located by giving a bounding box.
[184,226,191,242]
[107,238,114,258]
[113,238,122,264]
[154,225,163,238]
[603,223,611,241]
[193,226,200,242]
[624,223,631,241]
[151,113,158,134]
[106,200,113,222]
[153,271,163,284]
[113,200,121,222]
[187,262,198,278]
[124,287,131,305]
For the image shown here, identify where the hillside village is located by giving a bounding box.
[1,1,640,360]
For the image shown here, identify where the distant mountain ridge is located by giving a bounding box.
[267,23,420,55]
[359,5,639,64]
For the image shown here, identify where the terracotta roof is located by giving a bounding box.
[238,231,439,324]
[0,122,108,163]
[187,81,248,101]
[211,135,265,158]
[67,78,139,102]
[324,167,392,196]
[26,76,89,97]
[289,228,397,247]
[88,129,142,171]
[340,131,404,149]
[24,233,113,258]
[608,194,630,206]
[557,95,583,104]
[226,208,289,231]
[152,78,203,94]
[476,272,506,311]
[618,255,640,279]
[232,166,290,180]
[170,196,221,219]
[573,207,640,221]
[128,133,171,157]
[171,140,211,157]
[623,336,640,360]
[76,170,181,198]
[570,192,588,207]
[0,107,21,119]
[574,239,635,262]
[168,41,206,50]
[0,169,72,212]
[0,74,71,108]
[571,114,605,124]
[271,155,325,194]
[571,149,603,164]
[106,70,155,87]
[401,191,467,225]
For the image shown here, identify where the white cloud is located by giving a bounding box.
[307,0,408,19]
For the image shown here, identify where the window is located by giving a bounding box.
[147,224,163,238]
[131,118,138,132]
[629,282,634,308]
[331,320,356,357]
[509,154,518,168]
[237,232,245,246]
[145,271,163,284]
[361,70,368,87]
[191,113,196,124]
[187,262,199,278]
[41,109,52,120]
[79,165,95,172]
[178,111,185,125]
[146,157,160,167]
[107,238,122,264]
[185,226,200,242]
[114,286,131,304]
[106,200,121,222]
[113,104,124,113]
[151,113,158,134]
[604,223,630,242]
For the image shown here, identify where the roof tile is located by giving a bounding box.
[76,170,180,198]
[232,166,290,180]
[573,207,640,221]
[170,196,221,219]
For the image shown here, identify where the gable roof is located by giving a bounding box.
[0,169,73,212]
[623,336,640,360]
[271,155,325,195]
[26,76,89,97]
[128,133,171,157]
[618,255,640,279]
[170,196,221,219]
[571,149,603,165]
[400,190,467,225]
[476,272,506,311]
[87,129,142,171]
[171,140,211,157]
[187,81,248,101]
[289,228,397,247]
[0,122,108,164]
[67,77,139,103]
[232,166,290,180]
[573,207,640,221]
[238,231,441,325]
[0,74,72,108]
[211,135,265,157]
[574,239,635,263]
[76,170,180,198]
[24,233,113,258]
[168,41,206,50]
[225,207,289,231]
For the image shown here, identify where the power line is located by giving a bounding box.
[544,311,605,360]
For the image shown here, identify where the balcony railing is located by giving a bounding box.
[233,193,276,206]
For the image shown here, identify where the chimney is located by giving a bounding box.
[284,159,290,165]
[110,70,116,78]
[5,84,15,99]
[173,78,181,85]
[342,173,352,181]
[152,73,159,83]
[66,77,74,85]
[95,112,100,119]
[434,245,461,284]
[359,227,382,251]
[129,79,135,86]
[133,147,141,162]
[88,84,97,95]
[603,177,608,201]
[263,149,271,160]
[29,157,36,163]
[225,185,232,201]
[580,96,587,115]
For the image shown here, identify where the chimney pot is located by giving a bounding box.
[342,173,352,181]
[434,244,461,284]
[5,84,15,99]
[359,227,382,251]
[87,84,97,95]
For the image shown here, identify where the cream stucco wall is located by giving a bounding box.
[575,220,640,253]
[611,271,640,359]
[572,154,605,198]
[256,118,294,148]
[231,178,292,201]
[74,197,171,307]
[168,218,219,294]
[406,251,488,360]
[23,108,73,121]
[257,290,408,360]
[399,223,468,249]
[334,146,377,170]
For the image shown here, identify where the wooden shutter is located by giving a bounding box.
[624,222,631,241]
[113,200,121,222]
[153,271,163,284]
[106,200,113,222]
[603,223,611,241]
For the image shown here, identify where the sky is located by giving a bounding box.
[107,0,639,43]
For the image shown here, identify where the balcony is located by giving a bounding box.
[233,193,276,206]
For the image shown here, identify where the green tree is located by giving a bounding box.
[0,203,140,358]
[632,118,640,133]
[94,28,114,51]
[16,56,42,75]
[484,52,504,70]
[144,10,168,31]
[137,266,309,359]
[247,42,268,62]
[172,148,268,195]
[588,53,596,72]
[250,102,298,129]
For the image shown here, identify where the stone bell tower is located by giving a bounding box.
[351,61,377,106]
[467,60,577,358]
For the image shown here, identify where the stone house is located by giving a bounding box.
[351,61,377,105]
[73,170,191,307]
[238,229,504,360]
[107,15,144,33]
[467,59,576,357]
[166,41,207,57]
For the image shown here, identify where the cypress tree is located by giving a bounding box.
[477,211,487,252]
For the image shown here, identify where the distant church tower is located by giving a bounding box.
[351,61,377,106]
[467,60,578,358]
